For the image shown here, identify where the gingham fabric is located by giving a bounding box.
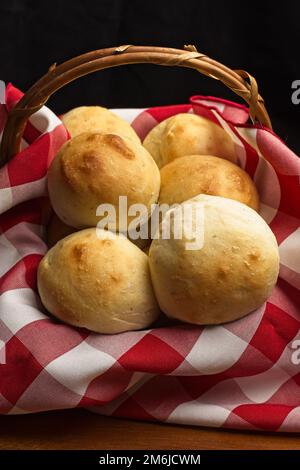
[0,84,300,432]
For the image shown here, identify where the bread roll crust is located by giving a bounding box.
[38,228,160,334]
[62,106,140,143]
[149,195,279,325]
[48,132,160,229]
[143,113,236,168]
[159,154,259,211]
[143,118,168,168]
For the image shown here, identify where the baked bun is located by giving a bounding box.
[149,195,279,325]
[143,113,236,168]
[47,213,76,248]
[142,118,169,168]
[159,155,259,211]
[62,106,140,143]
[48,132,160,229]
[38,228,160,334]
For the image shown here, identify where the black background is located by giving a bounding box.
[0,0,299,154]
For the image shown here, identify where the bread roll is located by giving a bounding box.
[47,213,76,248]
[142,118,169,168]
[143,113,236,168]
[62,106,140,143]
[38,228,160,334]
[159,155,259,211]
[149,195,279,325]
[48,132,160,229]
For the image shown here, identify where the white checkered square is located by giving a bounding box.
[45,341,116,396]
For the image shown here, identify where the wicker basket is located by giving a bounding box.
[0,44,271,167]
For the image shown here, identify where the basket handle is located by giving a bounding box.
[0,45,272,167]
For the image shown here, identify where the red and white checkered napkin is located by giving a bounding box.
[0,84,299,432]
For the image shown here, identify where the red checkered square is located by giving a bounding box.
[232,404,294,432]
[112,396,159,422]
[0,335,43,405]
[118,332,186,374]
[119,375,191,421]
[84,362,133,403]
[250,303,300,363]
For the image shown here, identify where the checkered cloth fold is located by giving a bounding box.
[0,84,299,432]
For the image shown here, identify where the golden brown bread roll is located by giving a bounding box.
[48,132,161,229]
[143,113,236,168]
[159,155,259,211]
[142,118,169,168]
[149,195,279,325]
[62,106,140,143]
[38,228,160,334]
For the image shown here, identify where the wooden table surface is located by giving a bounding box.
[0,409,299,450]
